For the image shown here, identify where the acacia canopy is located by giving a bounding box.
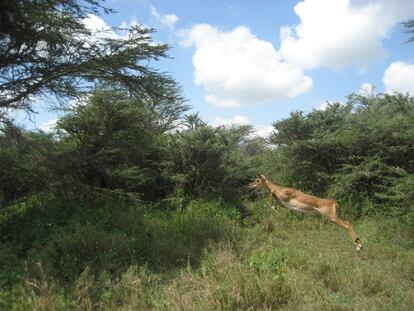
[0,0,179,118]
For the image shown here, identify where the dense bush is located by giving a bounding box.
[165,123,255,200]
[264,93,414,216]
[0,195,240,289]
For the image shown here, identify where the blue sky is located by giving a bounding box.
[20,0,414,135]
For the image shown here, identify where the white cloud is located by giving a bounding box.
[39,118,57,133]
[83,14,148,42]
[317,100,345,111]
[181,24,313,107]
[279,0,414,69]
[163,14,179,29]
[149,5,178,30]
[213,115,273,138]
[120,19,140,30]
[253,125,274,138]
[213,115,250,127]
[82,14,119,41]
[383,61,414,95]
[359,82,374,95]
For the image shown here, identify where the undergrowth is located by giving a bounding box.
[1,197,413,310]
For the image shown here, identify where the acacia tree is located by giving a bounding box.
[53,87,188,200]
[166,121,254,199]
[0,0,179,118]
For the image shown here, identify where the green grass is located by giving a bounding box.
[1,198,413,310]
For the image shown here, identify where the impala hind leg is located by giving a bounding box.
[328,217,362,252]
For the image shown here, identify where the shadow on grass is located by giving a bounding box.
[0,196,240,287]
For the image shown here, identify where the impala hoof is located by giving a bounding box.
[355,238,362,252]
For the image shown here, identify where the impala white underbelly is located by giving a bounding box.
[280,200,316,213]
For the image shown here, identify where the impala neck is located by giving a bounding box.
[263,178,282,191]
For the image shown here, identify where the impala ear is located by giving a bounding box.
[259,174,266,180]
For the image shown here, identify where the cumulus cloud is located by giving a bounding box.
[149,5,179,30]
[213,115,250,127]
[120,19,140,30]
[383,61,414,95]
[279,0,414,69]
[181,24,313,107]
[83,14,148,42]
[213,115,273,138]
[82,14,119,41]
[317,100,345,111]
[180,0,414,108]
[253,125,274,138]
[39,118,57,133]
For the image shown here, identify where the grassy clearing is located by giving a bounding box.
[1,199,413,310]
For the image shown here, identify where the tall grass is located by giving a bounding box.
[1,198,413,310]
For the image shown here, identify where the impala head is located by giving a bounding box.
[248,174,266,190]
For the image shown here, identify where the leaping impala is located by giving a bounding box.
[249,174,362,252]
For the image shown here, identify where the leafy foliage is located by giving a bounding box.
[55,89,167,199]
[0,0,178,119]
[265,93,414,215]
[165,123,254,199]
[0,123,55,207]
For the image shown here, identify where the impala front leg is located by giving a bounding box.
[328,217,362,252]
[269,192,276,211]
